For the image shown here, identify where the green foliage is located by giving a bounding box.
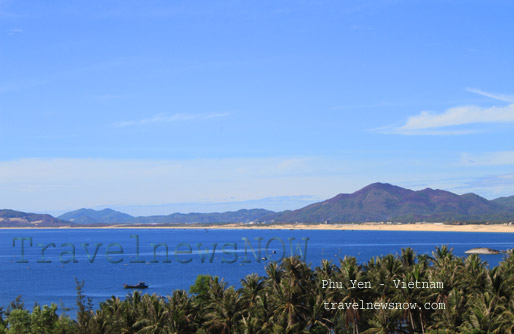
[6,248,514,333]
[6,309,30,334]
[189,274,215,297]
[30,304,59,334]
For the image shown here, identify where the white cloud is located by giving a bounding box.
[8,27,23,35]
[379,89,514,135]
[466,88,514,103]
[452,173,514,199]
[115,112,229,127]
[461,151,514,166]
[377,127,479,136]
[399,104,514,131]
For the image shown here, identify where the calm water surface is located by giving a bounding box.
[0,228,513,311]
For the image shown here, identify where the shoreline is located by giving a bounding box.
[2,223,514,233]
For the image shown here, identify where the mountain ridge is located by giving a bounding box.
[493,195,514,209]
[57,208,275,224]
[59,208,134,224]
[58,183,514,224]
[0,209,70,227]
[271,182,511,223]
[4,183,514,226]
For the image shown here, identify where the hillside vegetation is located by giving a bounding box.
[2,248,514,333]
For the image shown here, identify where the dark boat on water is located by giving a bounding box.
[123,281,149,289]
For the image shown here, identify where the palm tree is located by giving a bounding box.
[462,254,491,296]
[133,295,170,334]
[98,296,128,333]
[7,245,514,334]
[335,256,367,334]
[240,273,265,310]
[265,262,282,287]
[361,297,401,334]
[304,291,334,333]
[394,263,428,333]
[400,247,417,268]
[459,292,508,333]
[164,289,197,334]
[269,275,309,331]
[429,288,466,333]
[204,287,244,334]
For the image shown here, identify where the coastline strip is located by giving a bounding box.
[2,223,514,233]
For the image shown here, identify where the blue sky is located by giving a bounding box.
[1,0,513,215]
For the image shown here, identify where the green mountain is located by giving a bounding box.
[493,196,514,209]
[58,208,274,224]
[58,208,134,224]
[271,183,514,223]
[45,183,514,225]
[135,209,275,224]
[0,209,70,227]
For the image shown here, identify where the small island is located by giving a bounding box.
[464,248,503,255]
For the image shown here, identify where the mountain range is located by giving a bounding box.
[272,183,514,223]
[0,209,69,227]
[2,183,514,226]
[58,208,274,224]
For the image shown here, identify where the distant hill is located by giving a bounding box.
[58,208,275,224]
[493,196,514,209]
[24,183,514,225]
[0,209,70,227]
[271,183,514,223]
[134,209,274,224]
[59,208,134,224]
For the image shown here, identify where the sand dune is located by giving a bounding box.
[3,223,514,233]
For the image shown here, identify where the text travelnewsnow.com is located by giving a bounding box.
[324,300,446,311]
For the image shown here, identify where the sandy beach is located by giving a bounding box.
[2,223,514,233]
[208,223,514,233]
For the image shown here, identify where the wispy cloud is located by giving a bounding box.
[378,89,514,135]
[377,127,479,136]
[8,27,23,35]
[400,104,514,130]
[466,88,514,103]
[115,112,230,127]
[452,173,514,199]
[461,151,514,166]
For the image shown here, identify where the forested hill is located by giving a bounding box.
[270,183,514,223]
[0,209,70,227]
[6,183,514,225]
[58,208,275,224]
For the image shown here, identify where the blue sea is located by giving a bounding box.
[0,228,513,311]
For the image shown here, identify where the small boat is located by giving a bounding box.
[123,281,149,289]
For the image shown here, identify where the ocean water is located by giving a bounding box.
[0,228,513,311]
